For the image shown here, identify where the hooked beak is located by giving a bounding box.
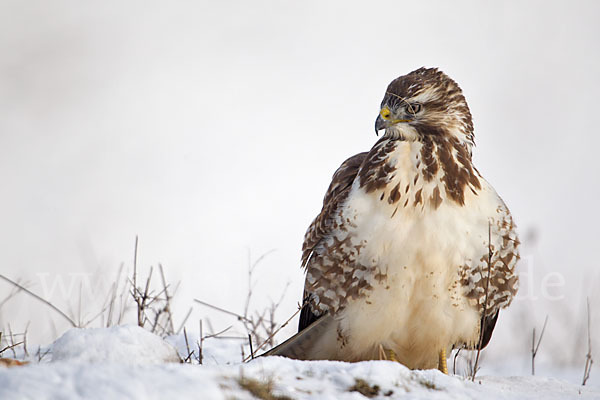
[375,115,386,136]
[374,114,412,136]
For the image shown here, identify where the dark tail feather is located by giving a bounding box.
[479,310,499,349]
[260,313,333,359]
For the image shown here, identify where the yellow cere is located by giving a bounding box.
[380,107,391,120]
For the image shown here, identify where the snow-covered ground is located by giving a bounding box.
[0,326,597,399]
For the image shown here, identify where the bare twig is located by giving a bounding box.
[141,265,153,323]
[158,264,175,335]
[378,344,388,360]
[176,307,193,335]
[23,322,30,357]
[98,263,131,328]
[130,259,157,331]
[36,346,51,362]
[243,249,276,319]
[531,315,549,375]
[133,236,138,314]
[105,264,124,327]
[583,298,593,386]
[82,301,112,328]
[0,279,27,309]
[195,251,285,348]
[0,341,24,356]
[194,299,249,322]
[464,352,477,379]
[204,336,249,340]
[77,281,83,327]
[198,319,203,364]
[7,324,17,358]
[131,236,147,328]
[183,327,193,363]
[248,333,255,360]
[453,348,462,375]
[471,222,493,381]
[244,304,303,362]
[0,274,76,327]
[203,325,233,340]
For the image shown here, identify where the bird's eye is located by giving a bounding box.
[406,103,422,115]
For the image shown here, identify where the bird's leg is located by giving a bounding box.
[378,344,399,362]
[438,348,448,374]
[387,349,398,362]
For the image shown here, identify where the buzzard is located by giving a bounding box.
[265,67,519,372]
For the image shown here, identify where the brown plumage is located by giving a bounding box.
[265,67,520,369]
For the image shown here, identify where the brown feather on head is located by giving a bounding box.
[375,67,474,146]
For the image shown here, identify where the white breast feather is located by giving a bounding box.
[330,141,512,368]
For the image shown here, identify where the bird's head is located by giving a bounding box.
[375,67,474,146]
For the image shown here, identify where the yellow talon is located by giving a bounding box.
[378,345,399,362]
[438,348,448,374]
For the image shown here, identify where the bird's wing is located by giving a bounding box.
[298,152,368,332]
[301,152,368,269]
[263,152,368,360]
[465,193,520,350]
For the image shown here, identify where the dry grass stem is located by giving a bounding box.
[471,222,493,381]
[128,238,179,337]
[195,250,291,362]
[237,375,292,400]
[453,348,462,375]
[22,322,29,357]
[0,340,24,357]
[182,327,194,363]
[582,298,593,386]
[0,274,76,327]
[194,299,248,321]
[203,325,233,340]
[531,315,549,375]
[36,346,51,362]
[245,305,303,362]
[248,333,254,360]
[158,264,175,334]
[0,279,28,309]
[176,307,193,335]
[197,319,203,364]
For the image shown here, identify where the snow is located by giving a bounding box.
[0,326,597,400]
[51,325,181,364]
[1,356,598,400]
[165,332,248,366]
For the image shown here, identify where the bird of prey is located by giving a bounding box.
[264,67,519,372]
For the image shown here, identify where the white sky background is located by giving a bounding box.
[1,0,599,367]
